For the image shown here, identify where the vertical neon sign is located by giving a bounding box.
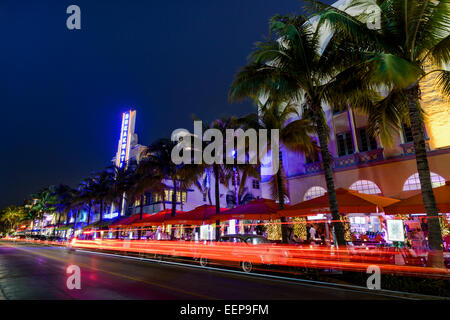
[116,111,132,169]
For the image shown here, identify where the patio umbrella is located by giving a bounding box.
[384,181,450,215]
[109,213,153,228]
[131,209,186,227]
[163,205,228,225]
[208,198,285,222]
[278,188,399,217]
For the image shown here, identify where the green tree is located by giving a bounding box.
[0,206,26,232]
[239,100,317,243]
[310,0,450,266]
[229,15,369,246]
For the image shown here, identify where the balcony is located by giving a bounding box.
[334,149,384,168]
[400,141,430,156]
[357,149,384,164]
[303,149,385,173]
[304,161,324,174]
[333,154,359,168]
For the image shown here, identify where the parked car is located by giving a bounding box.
[196,234,289,273]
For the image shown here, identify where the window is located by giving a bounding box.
[177,192,187,203]
[403,172,446,191]
[336,132,354,156]
[357,128,377,152]
[350,180,382,195]
[333,105,347,115]
[145,193,152,205]
[303,186,327,201]
[252,180,260,189]
[402,124,414,143]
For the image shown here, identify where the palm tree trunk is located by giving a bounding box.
[99,200,104,222]
[405,85,444,268]
[171,179,177,217]
[73,209,79,238]
[138,193,144,240]
[87,203,91,226]
[170,179,177,240]
[53,211,60,236]
[214,165,221,241]
[277,167,290,244]
[313,103,346,247]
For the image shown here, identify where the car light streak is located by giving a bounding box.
[2,238,448,279]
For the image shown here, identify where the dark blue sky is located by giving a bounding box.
[0,0,333,207]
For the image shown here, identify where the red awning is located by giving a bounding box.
[278,188,399,217]
[109,213,153,228]
[164,205,228,225]
[208,198,285,222]
[131,209,186,227]
[385,181,450,215]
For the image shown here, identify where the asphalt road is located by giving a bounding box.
[0,241,407,300]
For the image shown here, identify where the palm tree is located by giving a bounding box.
[30,187,58,235]
[310,0,449,266]
[142,138,204,218]
[199,116,262,239]
[89,169,115,223]
[0,206,26,232]
[52,184,76,236]
[130,160,167,239]
[229,15,368,245]
[109,164,136,216]
[238,100,317,243]
[139,138,204,239]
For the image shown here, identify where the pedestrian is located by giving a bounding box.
[306,224,311,243]
[309,224,317,242]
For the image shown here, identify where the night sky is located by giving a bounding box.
[1,0,333,208]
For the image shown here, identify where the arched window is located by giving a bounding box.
[303,186,327,201]
[403,172,446,191]
[349,180,382,195]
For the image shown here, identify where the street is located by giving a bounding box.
[0,241,410,300]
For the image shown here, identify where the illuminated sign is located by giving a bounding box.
[117,112,131,168]
[104,212,119,220]
[386,219,405,242]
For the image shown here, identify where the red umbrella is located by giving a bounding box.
[131,209,186,227]
[164,205,228,225]
[208,198,285,222]
[109,213,153,228]
[385,181,450,215]
[278,188,399,217]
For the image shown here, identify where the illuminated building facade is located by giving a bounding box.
[261,0,450,206]
[111,110,262,217]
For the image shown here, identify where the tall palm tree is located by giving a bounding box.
[238,100,317,243]
[30,186,58,235]
[90,169,115,223]
[207,117,239,239]
[0,206,26,232]
[142,138,204,218]
[310,0,449,266]
[109,164,136,216]
[52,184,76,236]
[229,15,369,245]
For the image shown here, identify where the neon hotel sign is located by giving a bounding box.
[116,111,132,168]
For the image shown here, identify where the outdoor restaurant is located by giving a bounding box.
[76,184,450,258]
